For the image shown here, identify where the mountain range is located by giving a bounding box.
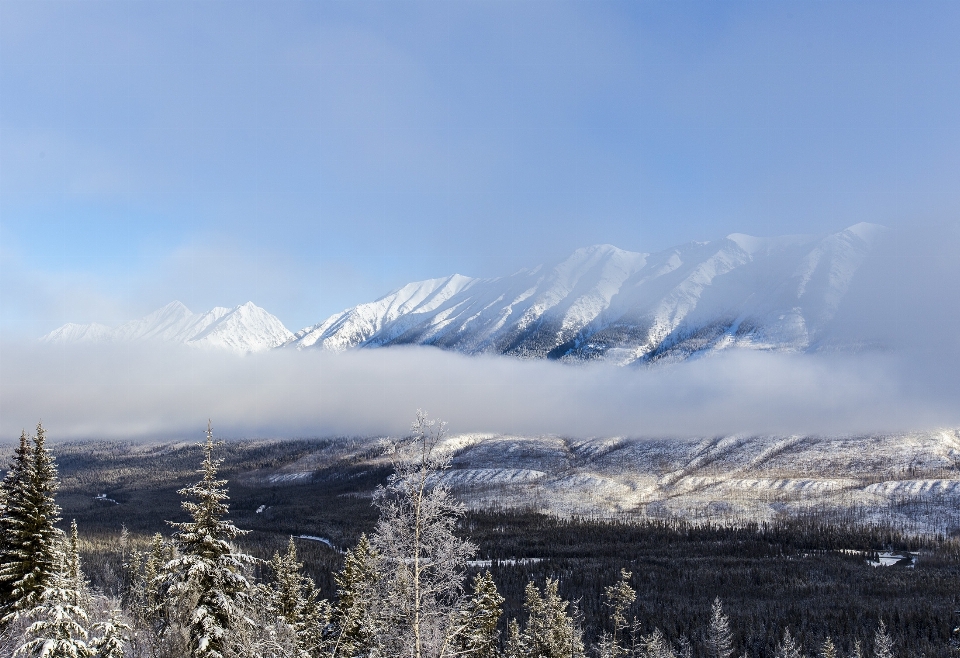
[43,223,884,362]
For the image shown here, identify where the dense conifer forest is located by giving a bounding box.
[2,419,958,657]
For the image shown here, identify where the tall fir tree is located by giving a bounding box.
[14,538,90,658]
[849,639,864,658]
[162,422,255,658]
[515,578,586,658]
[262,536,329,656]
[774,629,802,658]
[642,629,677,658]
[1,423,64,622]
[874,620,895,658]
[503,619,528,658]
[448,571,504,658]
[66,520,89,609]
[602,569,635,658]
[706,597,734,658]
[0,430,32,612]
[820,637,838,658]
[330,534,380,658]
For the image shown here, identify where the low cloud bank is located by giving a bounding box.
[0,341,957,441]
[2,222,959,442]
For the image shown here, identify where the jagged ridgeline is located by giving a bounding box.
[3,416,958,657]
[43,224,882,363]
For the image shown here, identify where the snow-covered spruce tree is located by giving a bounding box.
[124,531,170,656]
[369,411,476,658]
[0,430,32,613]
[90,608,131,658]
[601,569,635,658]
[142,533,167,625]
[819,637,837,658]
[874,620,895,658]
[706,597,734,658]
[774,629,802,658]
[848,639,864,658]
[503,619,527,658]
[14,538,90,658]
[161,422,256,658]
[330,534,380,658]
[448,570,504,658]
[1,423,65,623]
[66,520,91,611]
[260,536,330,657]
[513,578,586,658]
[642,629,677,658]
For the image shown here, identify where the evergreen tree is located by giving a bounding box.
[0,430,32,611]
[90,609,131,658]
[370,411,476,658]
[448,571,504,658]
[14,542,90,658]
[162,422,255,658]
[515,578,586,658]
[263,536,330,656]
[643,629,677,658]
[503,619,528,658]
[774,629,802,658]
[143,533,167,624]
[602,569,635,658]
[66,521,89,608]
[706,597,734,658]
[2,424,65,622]
[819,637,837,658]
[330,534,380,658]
[874,620,895,658]
[849,639,864,658]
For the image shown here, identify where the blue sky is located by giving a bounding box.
[2,1,960,336]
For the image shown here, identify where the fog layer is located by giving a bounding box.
[2,224,958,441]
[0,341,956,441]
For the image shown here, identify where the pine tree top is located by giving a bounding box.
[168,422,248,562]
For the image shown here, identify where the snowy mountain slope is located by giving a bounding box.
[250,428,960,533]
[42,301,292,353]
[288,223,884,363]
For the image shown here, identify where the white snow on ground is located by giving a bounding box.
[297,536,338,550]
[267,472,313,484]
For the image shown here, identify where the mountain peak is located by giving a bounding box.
[42,301,292,353]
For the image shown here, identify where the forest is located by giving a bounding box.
[1,416,958,658]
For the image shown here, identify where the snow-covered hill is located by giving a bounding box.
[287,223,885,364]
[42,301,293,354]
[249,428,960,533]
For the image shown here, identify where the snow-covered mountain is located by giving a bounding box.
[42,224,885,362]
[287,223,885,364]
[42,301,293,353]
